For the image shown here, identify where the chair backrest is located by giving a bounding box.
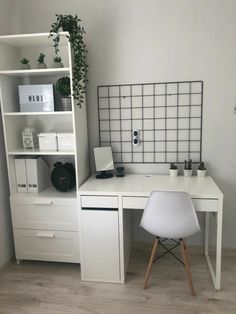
[140,190,200,239]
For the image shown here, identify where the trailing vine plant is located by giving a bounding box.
[49,14,88,107]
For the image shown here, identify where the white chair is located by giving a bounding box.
[140,190,200,296]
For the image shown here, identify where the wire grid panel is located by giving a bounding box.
[97,81,203,164]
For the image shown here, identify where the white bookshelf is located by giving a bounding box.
[0,68,70,77]
[4,111,72,116]
[0,32,89,264]
[7,149,75,156]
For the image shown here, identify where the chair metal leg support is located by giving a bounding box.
[154,239,184,266]
[144,237,159,289]
[180,239,196,296]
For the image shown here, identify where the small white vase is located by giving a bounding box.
[61,97,72,111]
[197,169,206,177]
[37,63,47,69]
[183,169,192,177]
[21,64,30,70]
[53,61,64,68]
[169,169,178,177]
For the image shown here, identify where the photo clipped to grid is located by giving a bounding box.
[97,81,203,164]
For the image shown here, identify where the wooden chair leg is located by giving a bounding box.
[144,237,159,289]
[183,239,191,266]
[180,239,196,296]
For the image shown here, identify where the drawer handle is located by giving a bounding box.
[34,200,53,205]
[36,232,55,238]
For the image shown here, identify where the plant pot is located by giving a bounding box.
[37,63,47,69]
[197,169,206,177]
[61,97,72,111]
[21,64,30,70]
[53,62,64,68]
[183,169,192,177]
[169,169,178,177]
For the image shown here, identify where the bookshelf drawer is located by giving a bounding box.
[14,229,80,263]
[10,197,78,231]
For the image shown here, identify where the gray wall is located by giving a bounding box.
[0,0,14,267]
[1,0,236,247]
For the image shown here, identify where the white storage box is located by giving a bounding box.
[57,133,75,151]
[19,84,54,112]
[38,133,57,151]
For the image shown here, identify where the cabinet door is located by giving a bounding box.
[81,209,120,283]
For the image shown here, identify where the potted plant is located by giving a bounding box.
[55,76,71,111]
[53,56,64,68]
[37,53,47,69]
[169,163,178,177]
[49,14,88,107]
[20,57,30,69]
[197,162,206,177]
[183,159,192,177]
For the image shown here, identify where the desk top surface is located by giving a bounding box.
[78,175,223,199]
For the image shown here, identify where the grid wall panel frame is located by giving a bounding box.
[97,81,203,164]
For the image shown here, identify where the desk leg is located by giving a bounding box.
[118,196,125,284]
[205,212,210,256]
[204,199,223,291]
[215,198,223,290]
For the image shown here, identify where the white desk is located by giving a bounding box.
[78,174,223,290]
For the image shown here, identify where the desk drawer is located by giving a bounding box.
[10,198,78,231]
[14,229,80,263]
[81,196,118,208]
[192,199,218,212]
[123,196,218,212]
[123,196,148,209]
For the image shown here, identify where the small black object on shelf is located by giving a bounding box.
[51,162,76,191]
[96,170,113,179]
[116,166,125,177]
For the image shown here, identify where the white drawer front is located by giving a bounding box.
[81,196,118,208]
[192,199,218,212]
[123,197,218,212]
[10,198,78,231]
[123,196,148,209]
[14,229,80,263]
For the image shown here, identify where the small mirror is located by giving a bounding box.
[94,146,114,179]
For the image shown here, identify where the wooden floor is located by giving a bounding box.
[0,244,236,314]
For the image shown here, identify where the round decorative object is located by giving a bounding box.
[51,162,76,192]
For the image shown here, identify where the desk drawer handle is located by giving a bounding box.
[36,232,55,238]
[34,200,53,205]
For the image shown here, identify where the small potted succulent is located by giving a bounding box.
[20,57,30,69]
[53,56,64,68]
[55,76,71,111]
[169,163,178,177]
[37,53,47,69]
[183,159,192,177]
[197,161,206,177]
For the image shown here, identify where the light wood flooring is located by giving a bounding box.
[0,244,236,314]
